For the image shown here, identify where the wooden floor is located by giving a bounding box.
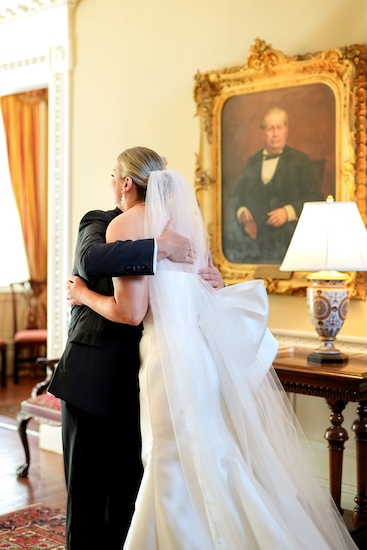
[0,377,66,515]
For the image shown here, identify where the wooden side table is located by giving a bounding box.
[273,348,367,545]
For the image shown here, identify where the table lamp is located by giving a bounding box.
[279,196,367,364]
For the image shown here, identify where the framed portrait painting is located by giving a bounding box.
[194,39,366,298]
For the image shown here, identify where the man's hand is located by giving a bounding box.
[157,222,194,263]
[67,275,88,306]
[239,208,257,239]
[266,207,288,228]
[243,220,257,239]
[198,252,225,290]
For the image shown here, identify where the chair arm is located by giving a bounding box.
[31,357,59,397]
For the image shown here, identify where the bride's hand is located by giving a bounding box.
[198,252,225,290]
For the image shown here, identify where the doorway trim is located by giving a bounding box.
[0,0,81,358]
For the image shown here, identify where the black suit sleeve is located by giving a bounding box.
[73,209,155,279]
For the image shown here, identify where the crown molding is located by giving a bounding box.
[0,0,80,22]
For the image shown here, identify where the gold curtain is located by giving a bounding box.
[0,90,48,281]
[0,90,48,328]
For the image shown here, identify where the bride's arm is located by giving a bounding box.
[67,208,148,325]
[67,273,147,325]
[67,207,224,321]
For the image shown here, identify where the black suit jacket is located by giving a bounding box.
[49,207,155,417]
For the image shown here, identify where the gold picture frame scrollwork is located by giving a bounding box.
[194,39,366,299]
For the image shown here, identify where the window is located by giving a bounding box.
[0,106,29,288]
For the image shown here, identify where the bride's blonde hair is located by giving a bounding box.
[117,146,166,201]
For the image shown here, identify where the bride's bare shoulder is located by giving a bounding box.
[106,205,145,242]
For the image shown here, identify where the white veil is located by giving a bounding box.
[144,168,209,273]
[142,169,357,549]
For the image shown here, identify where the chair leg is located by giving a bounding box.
[13,343,18,384]
[16,414,32,478]
[0,345,6,387]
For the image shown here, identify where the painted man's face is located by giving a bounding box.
[263,113,288,154]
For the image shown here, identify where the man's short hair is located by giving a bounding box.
[260,107,288,129]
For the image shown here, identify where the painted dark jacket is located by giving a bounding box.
[229,145,324,264]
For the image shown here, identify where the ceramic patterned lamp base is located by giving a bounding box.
[306,276,349,364]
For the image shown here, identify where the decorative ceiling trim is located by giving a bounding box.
[0,0,80,22]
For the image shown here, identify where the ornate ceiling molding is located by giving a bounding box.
[0,0,80,22]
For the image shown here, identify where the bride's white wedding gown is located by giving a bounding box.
[123,271,356,550]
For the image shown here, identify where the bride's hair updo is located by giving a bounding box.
[117,146,166,201]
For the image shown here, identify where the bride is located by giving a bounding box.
[67,146,357,549]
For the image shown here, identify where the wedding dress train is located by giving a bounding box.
[124,274,356,550]
[123,169,356,549]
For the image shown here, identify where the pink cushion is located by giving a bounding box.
[14,329,47,344]
[28,393,61,410]
[20,392,61,425]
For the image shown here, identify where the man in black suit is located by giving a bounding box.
[229,107,324,264]
[49,203,222,550]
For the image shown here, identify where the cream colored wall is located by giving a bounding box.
[71,0,367,341]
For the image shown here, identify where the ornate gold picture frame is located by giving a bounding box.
[194,39,366,299]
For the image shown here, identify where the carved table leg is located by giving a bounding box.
[351,399,367,521]
[324,398,348,514]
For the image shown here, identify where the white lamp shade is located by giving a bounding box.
[279,200,367,272]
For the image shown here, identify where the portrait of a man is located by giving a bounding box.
[221,85,336,265]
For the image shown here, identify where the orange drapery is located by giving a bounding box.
[0,90,48,283]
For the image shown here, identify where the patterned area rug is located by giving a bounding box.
[0,504,66,549]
